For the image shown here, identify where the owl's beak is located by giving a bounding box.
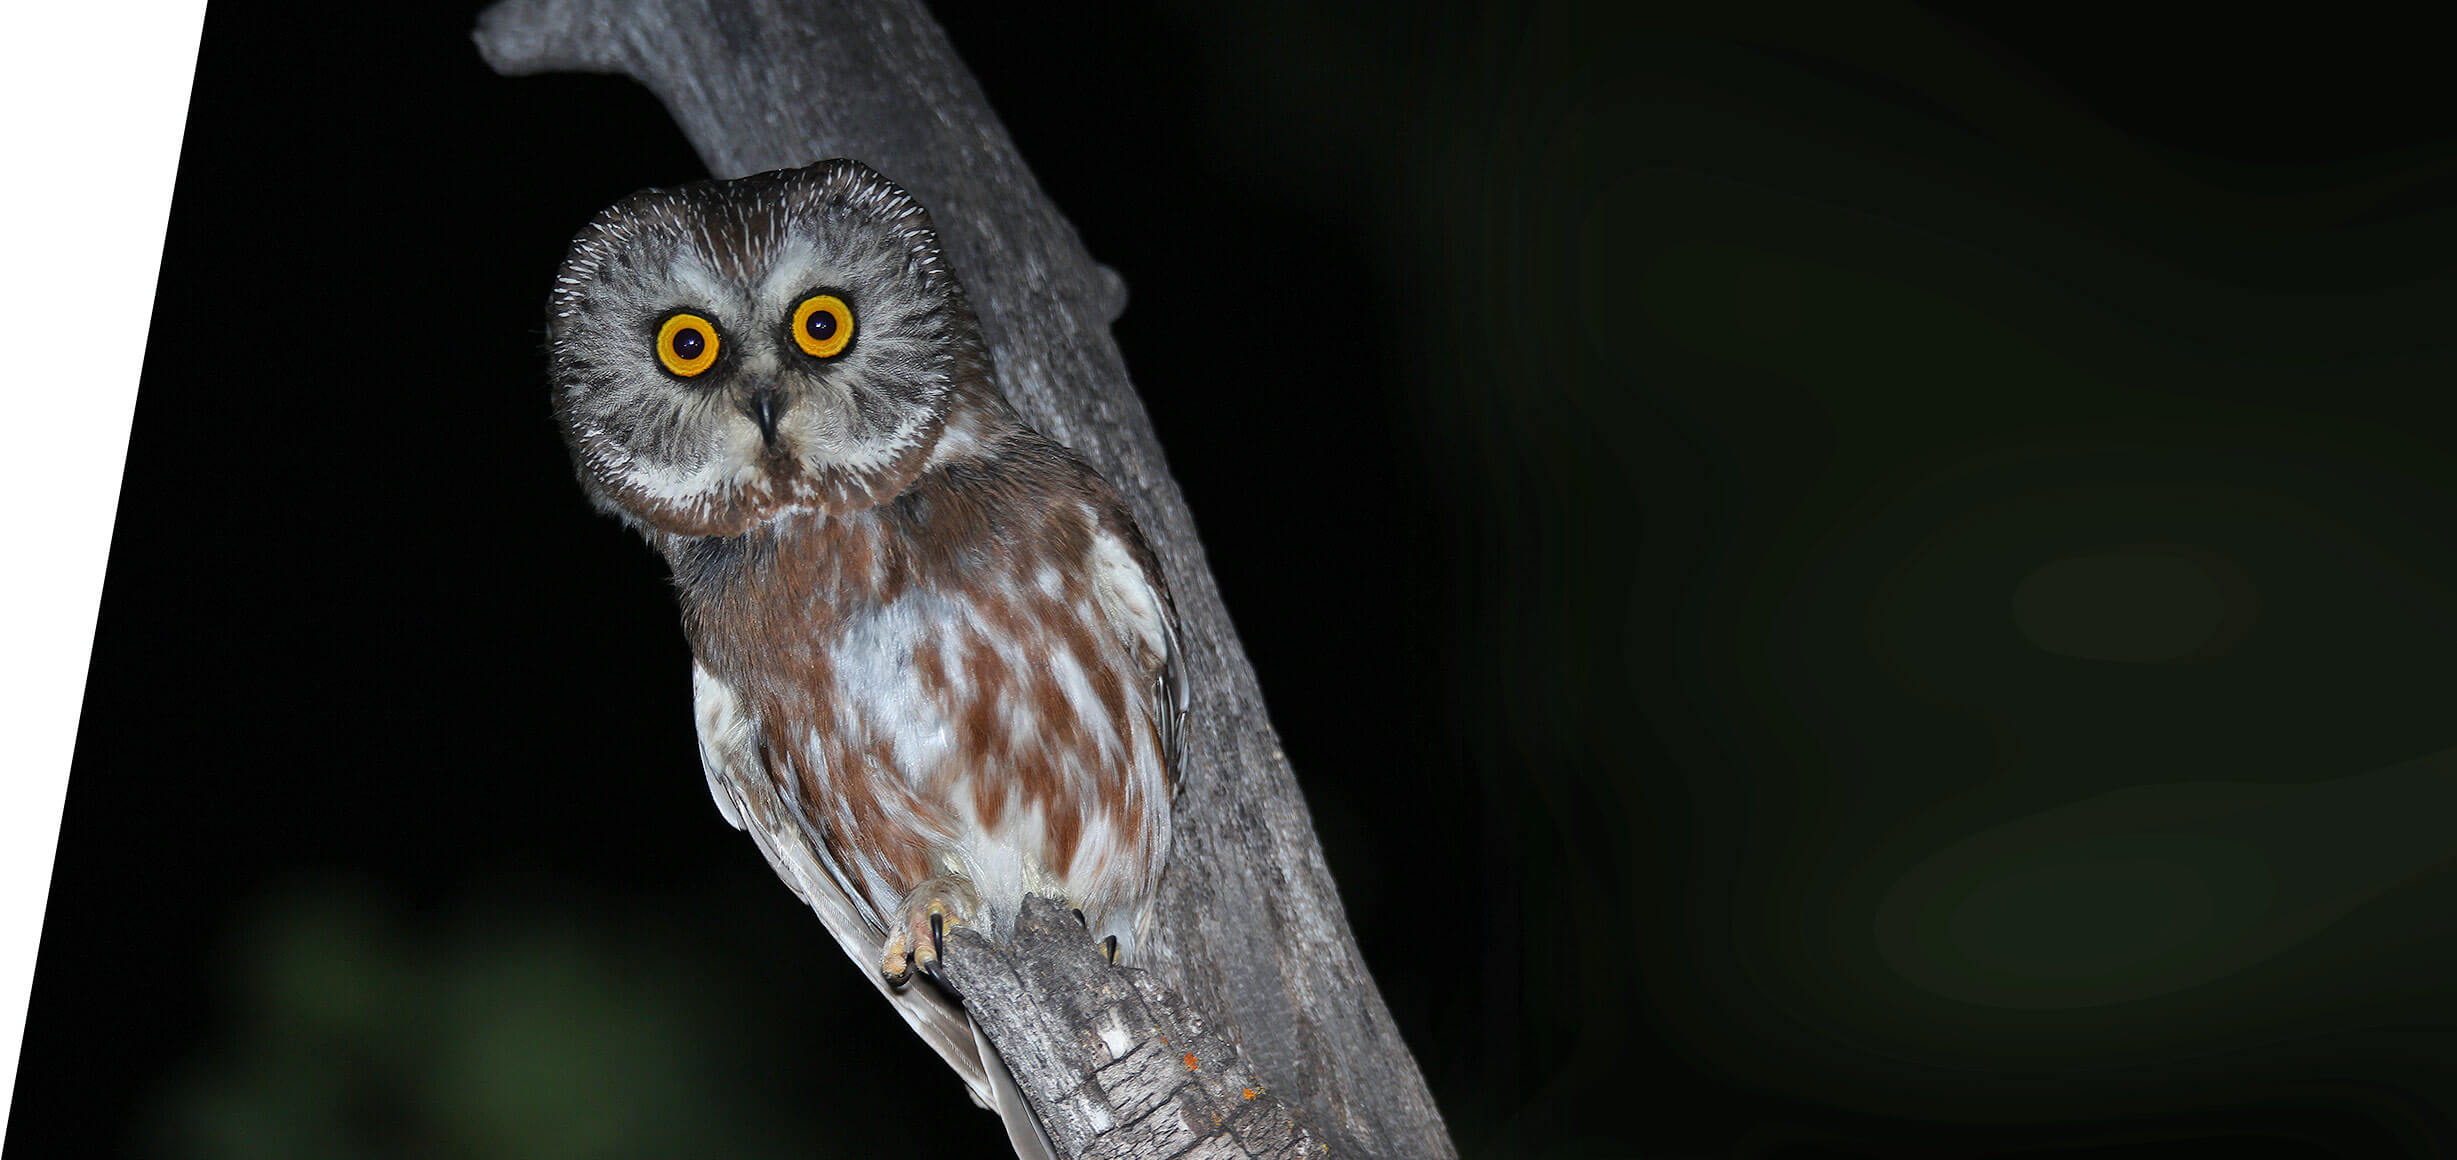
[746,387,782,449]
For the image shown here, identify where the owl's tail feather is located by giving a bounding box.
[976,1013,1060,1160]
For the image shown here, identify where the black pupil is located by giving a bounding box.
[672,327,705,359]
[806,308,838,342]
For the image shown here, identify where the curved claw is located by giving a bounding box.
[922,910,947,981]
[882,874,977,989]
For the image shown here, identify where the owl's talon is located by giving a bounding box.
[881,875,975,989]
[1103,934,1119,964]
[1073,907,1087,928]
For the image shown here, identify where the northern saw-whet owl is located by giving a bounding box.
[546,159,1186,1143]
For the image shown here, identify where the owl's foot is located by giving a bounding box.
[881,875,979,987]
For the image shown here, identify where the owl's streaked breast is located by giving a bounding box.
[674,399,1175,956]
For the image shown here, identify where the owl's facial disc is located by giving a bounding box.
[549,160,989,537]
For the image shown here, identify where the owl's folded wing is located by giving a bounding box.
[1087,521,1188,787]
[689,661,997,1110]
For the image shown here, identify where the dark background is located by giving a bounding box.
[14,3,2457,1157]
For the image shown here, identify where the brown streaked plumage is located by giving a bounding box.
[673,375,1179,936]
[545,160,1185,1149]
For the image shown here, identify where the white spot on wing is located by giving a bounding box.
[1089,527,1168,667]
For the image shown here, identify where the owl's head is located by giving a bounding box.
[548,159,986,537]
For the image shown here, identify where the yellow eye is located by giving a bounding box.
[792,293,854,358]
[656,313,721,377]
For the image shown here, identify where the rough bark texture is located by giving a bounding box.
[473,3,1453,1158]
[941,896,1322,1160]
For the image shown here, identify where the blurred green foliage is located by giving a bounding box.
[144,877,971,1160]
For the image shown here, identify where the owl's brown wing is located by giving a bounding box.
[689,660,996,1109]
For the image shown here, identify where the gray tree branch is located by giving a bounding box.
[473,3,1453,1157]
[941,895,1320,1160]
